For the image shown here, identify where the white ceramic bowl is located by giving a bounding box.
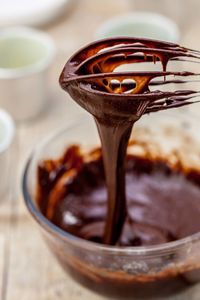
[0,109,15,200]
[0,0,72,27]
[0,27,55,121]
[95,12,180,43]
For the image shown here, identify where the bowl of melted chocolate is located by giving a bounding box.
[23,37,200,299]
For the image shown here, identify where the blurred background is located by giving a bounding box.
[1,1,200,299]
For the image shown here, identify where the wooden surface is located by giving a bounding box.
[1,1,200,299]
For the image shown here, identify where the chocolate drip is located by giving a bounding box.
[59,37,200,245]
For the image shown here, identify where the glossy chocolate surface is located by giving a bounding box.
[37,146,200,247]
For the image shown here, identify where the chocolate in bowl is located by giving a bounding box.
[24,36,200,299]
[23,113,200,299]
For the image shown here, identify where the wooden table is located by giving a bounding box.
[1,1,200,299]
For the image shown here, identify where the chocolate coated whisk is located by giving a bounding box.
[60,37,200,114]
[60,37,200,245]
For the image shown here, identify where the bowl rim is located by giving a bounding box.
[22,116,200,255]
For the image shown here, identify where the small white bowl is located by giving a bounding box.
[0,27,55,121]
[0,109,15,152]
[0,0,72,27]
[0,109,15,200]
[95,12,180,43]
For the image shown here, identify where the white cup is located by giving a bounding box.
[95,12,180,43]
[0,27,55,121]
[0,109,15,200]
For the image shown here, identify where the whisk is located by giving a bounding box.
[60,37,200,245]
[60,37,200,115]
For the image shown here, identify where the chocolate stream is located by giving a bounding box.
[60,37,200,245]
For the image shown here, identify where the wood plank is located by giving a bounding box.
[5,215,102,300]
[0,178,13,300]
[0,235,5,299]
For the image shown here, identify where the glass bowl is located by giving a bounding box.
[22,110,200,299]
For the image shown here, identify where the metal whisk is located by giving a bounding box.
[60,37,200,114]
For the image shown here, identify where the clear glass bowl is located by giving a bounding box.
[22,111,200,299]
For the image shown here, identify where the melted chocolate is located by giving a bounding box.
[59,37,200,245]
[37,146,200,247]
